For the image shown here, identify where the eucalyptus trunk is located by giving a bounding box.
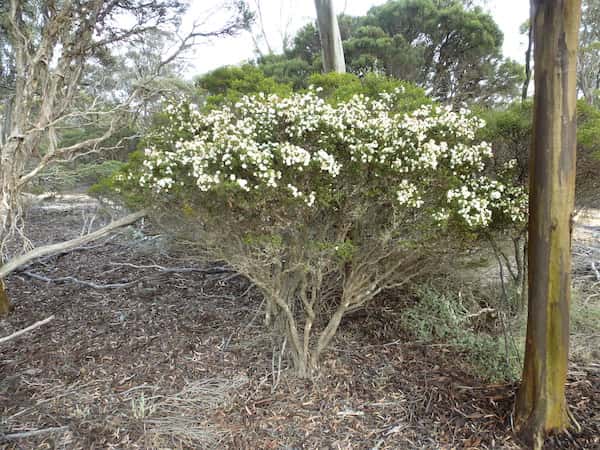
[0,278,12,316]
[314,0,346,73]
[515,1,581,448]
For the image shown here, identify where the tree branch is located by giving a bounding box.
[0,315,54,345]
[22,271,138,289]
[0,209,147,278]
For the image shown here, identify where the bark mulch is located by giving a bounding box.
[1,199,598,449]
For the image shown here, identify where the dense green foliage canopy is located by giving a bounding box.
[254,0,524,106]
[481,99,600,207]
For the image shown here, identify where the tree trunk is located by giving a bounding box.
[314,0,346,73]
[522,0,534,101]
[0,278,12,316]
[515,1,581,448]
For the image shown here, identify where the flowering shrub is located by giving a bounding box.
[139,89,525,228]
[120,88,527,376]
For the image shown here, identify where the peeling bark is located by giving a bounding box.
[515,0,581,447]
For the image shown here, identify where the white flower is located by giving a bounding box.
[136,90,527,228]
[237,178,249,191]
[396,179,422,208]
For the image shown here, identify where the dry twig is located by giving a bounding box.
[109,262,233,275]
[23,271,137,289]
[1,426,68,441]
[0,315,55,344]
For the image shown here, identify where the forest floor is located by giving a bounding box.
[0,195,598,449]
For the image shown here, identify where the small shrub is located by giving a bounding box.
[34,160,125,192]
[402,286,523,381]
[307,72,430,112]
[571,299,600,335]
[570,288,600,362]
[195,64,292,109]
[111,88,526,376]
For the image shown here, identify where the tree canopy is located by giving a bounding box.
[579,0,600,105]
[259,0,524,106]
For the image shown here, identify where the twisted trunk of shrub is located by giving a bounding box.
[252,246,428,377]
[1,139,30,256]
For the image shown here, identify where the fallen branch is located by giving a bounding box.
[23,263,236,290]
[465,308,496,319]
[23,271,137,290]
[0,315,55,345]
[109,262,233,275]
[18,235,120,273]
[1,426,68,441]
[0,210,148,278]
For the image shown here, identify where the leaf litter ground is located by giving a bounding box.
[0,196,598,449]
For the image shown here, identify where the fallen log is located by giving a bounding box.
[0,209,147,278]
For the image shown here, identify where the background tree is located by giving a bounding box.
[515,1,581,448]
[314,0,346,72]
[258,54,315,90]
[578,0,600,105]
[343,25,421,80]
[364,0,523,104]
[242,0,299,57]
[0,3,15,146]
[0,0,252,315]
[266,0,523,105]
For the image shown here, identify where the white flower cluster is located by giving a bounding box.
[446,178,527,227]
[137,88,527,229]
[396,179,423,208]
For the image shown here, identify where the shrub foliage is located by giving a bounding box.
[113,83,526,375]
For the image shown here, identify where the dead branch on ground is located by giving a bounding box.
[0,209,147,278]
[109,262,233,275]
[0,315,54,345]
[22,271,138,289]
[1,426,68,441]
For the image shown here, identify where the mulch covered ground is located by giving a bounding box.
[1,197,598,449]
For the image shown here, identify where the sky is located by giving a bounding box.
[184,0,530,78]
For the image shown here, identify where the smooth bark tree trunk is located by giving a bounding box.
[522,0,534,101]
[314,0,346,73]
[0,278,12,316]
[515,1,581,448]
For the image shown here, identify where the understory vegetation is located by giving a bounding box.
[35,71,599,382]
[86,63,600,381]
[401,284,524,382]
[2,0,599,447]
[96,73,531,377]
